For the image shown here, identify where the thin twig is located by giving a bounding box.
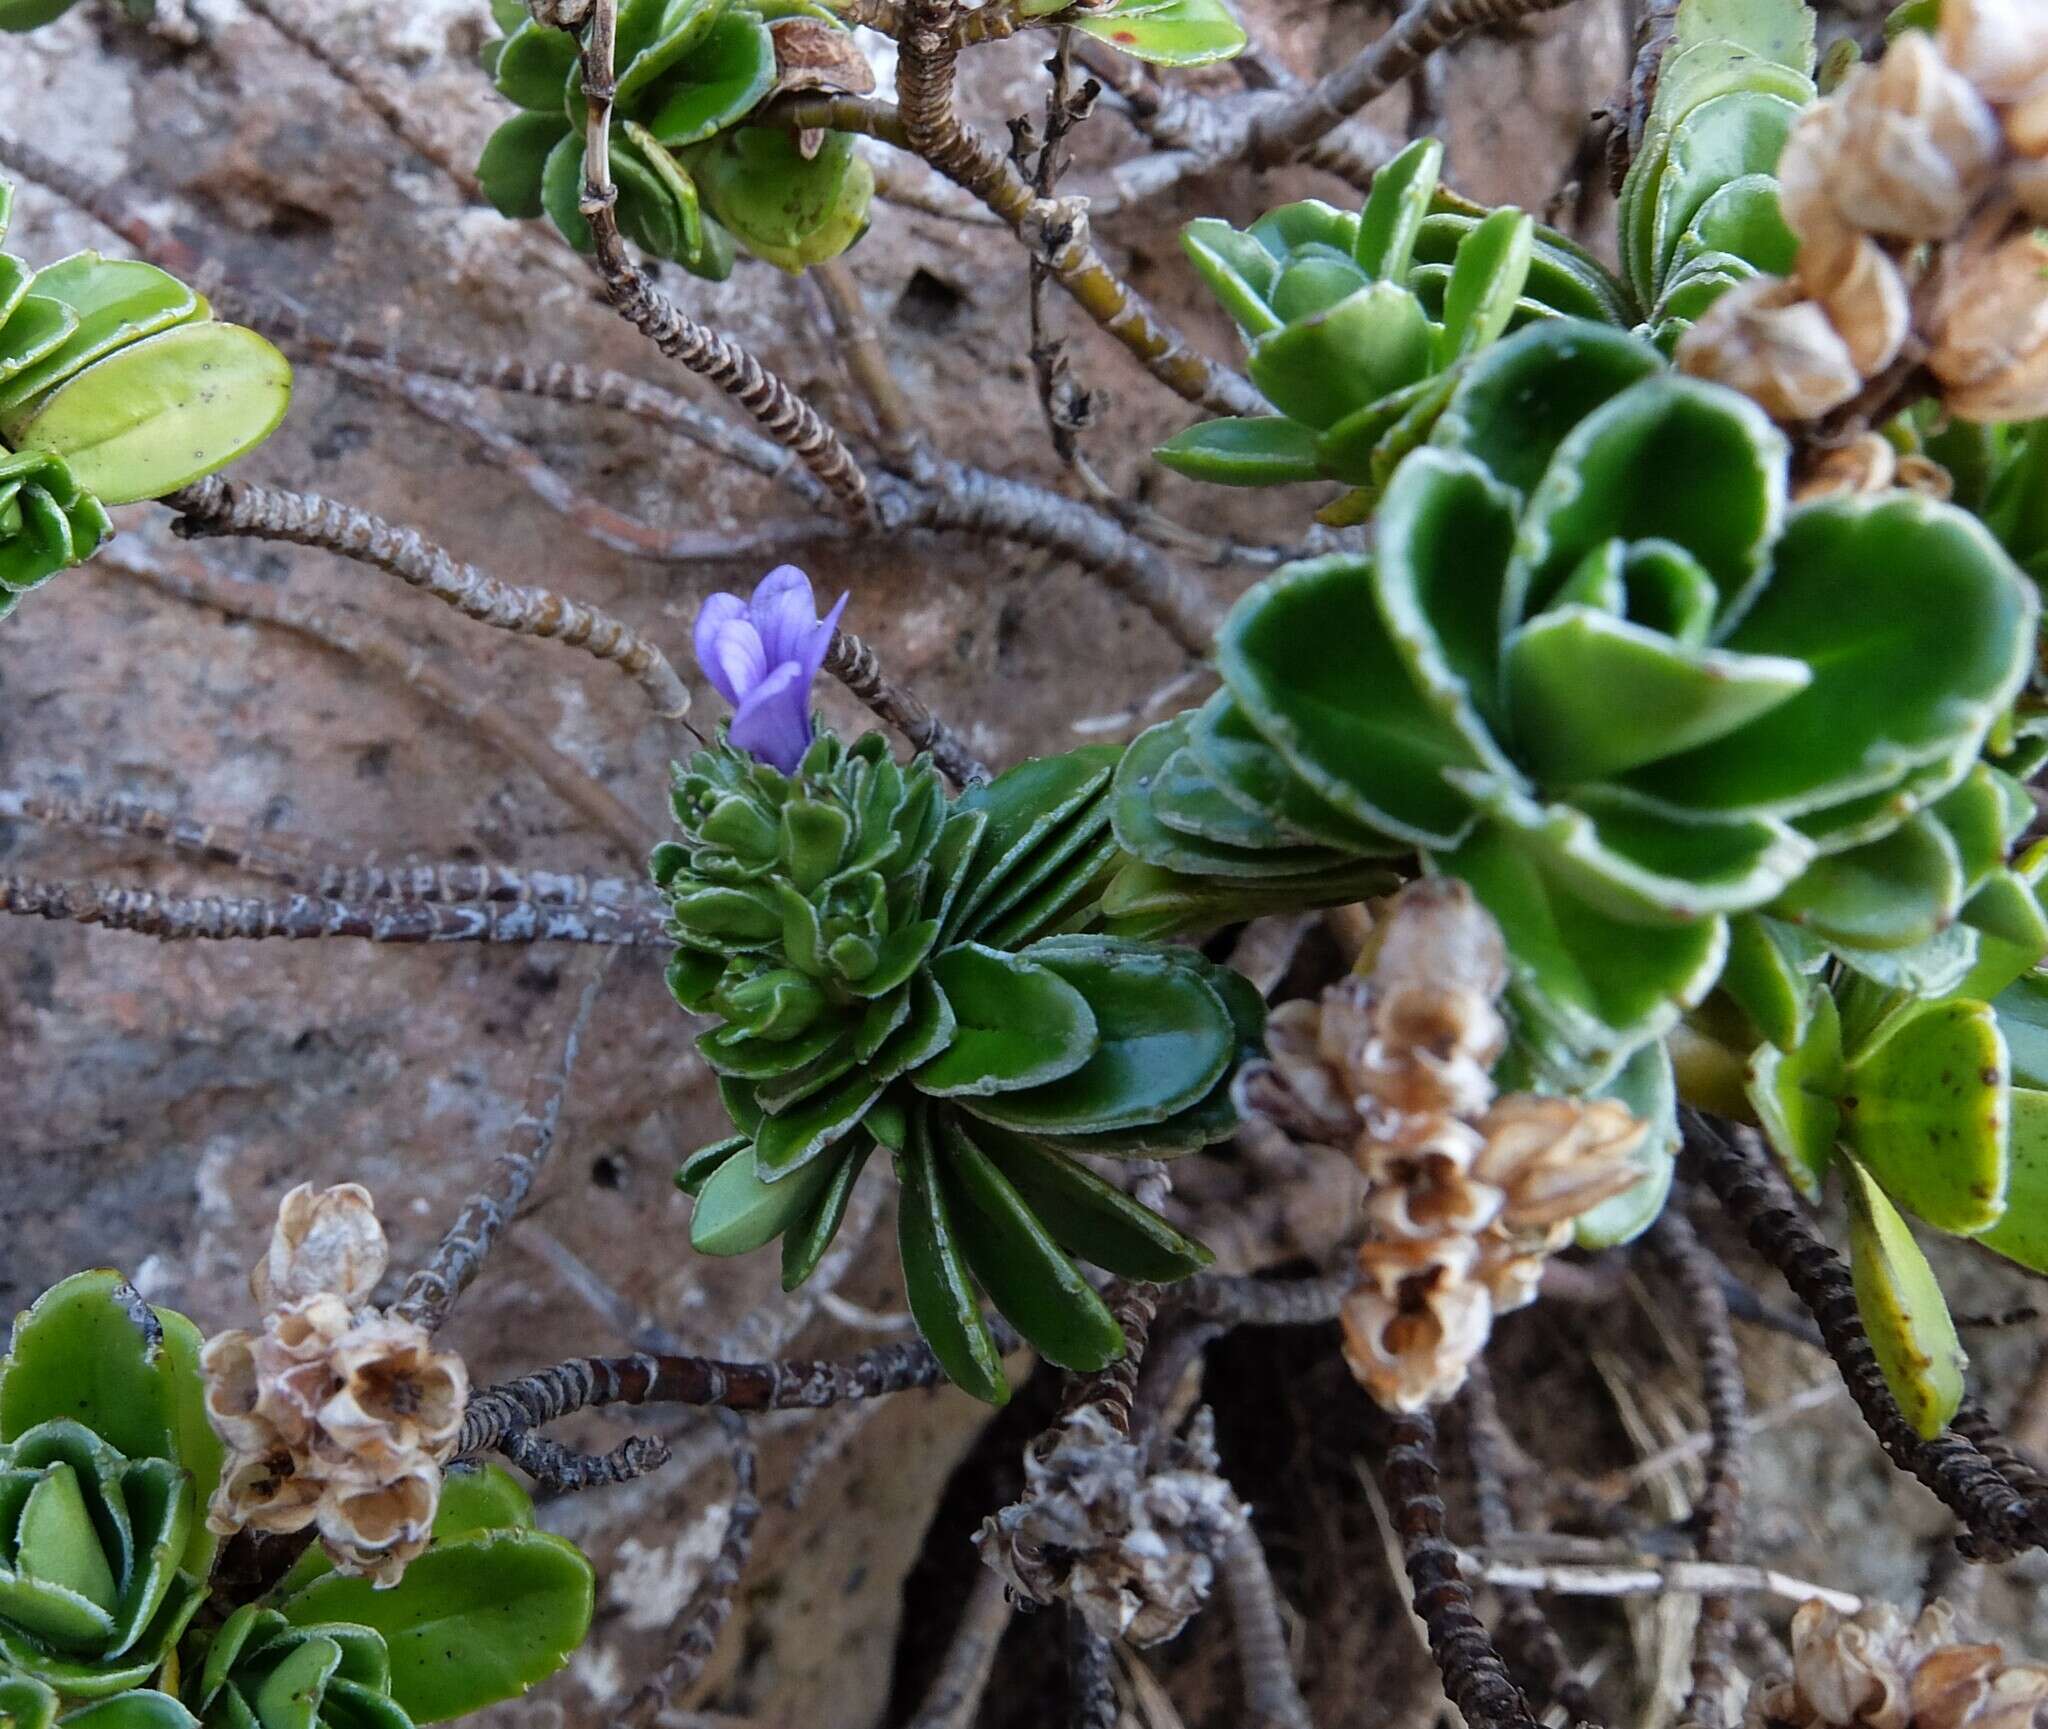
[1181,1267,1359,1327]
[821,630,987,786]
[905,1567,1014,1729]
[100,551,659,856]
[1022,31,1100,467]
[615,1419,761,1728]
[575,0,872,515]
[394,957,613,1330]
[1219,1521,1311,1729]
[1462,1554,1861,1615]
[0,877,659,944]
[499,1427,674,1491]
[1651,1208,1747,1728]
[811,258,924,457]
[165,476,692,719]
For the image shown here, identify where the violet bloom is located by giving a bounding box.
[694,566,849,774]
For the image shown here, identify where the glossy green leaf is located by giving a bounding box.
[694,130,870,271]
[1436,208,1533,365]
[0,255,201,423]
[0,297,82,389]
[948,747,1118,938]
[895,1113,1009,1405]
[1153,416,1322,486]
[961,1120,1212,1280]
[1184,693,1407,855]
[959,942,1233,1135]
[1,1272,194,1469]
[1179,220,1282,337]
[1574,1038,1681,1247]
[936,1115,1125,1370]
[1975,1087,2048,1274]
[1843,1154,1965,1440]
[676,1134,748,1198]
[1769,810,1964,951]
[1354,138,1441,282]
[1746,985,1844,1199]
[1099,855,1403,941]
[1245,283,1432,430]
[13,323,293,505]
[913,945,1097,1097]
[751,1069,885,1175]
[478,114,568,219]
[279,1530,593,1725]
[780,1135,874,1288]
[1719,912,1821,1050]
[641,9,776,143]
[1072,0,1246,65]
[688,1136,845,1254]
[59,1695,196,1729]
[1841,997,2009,1235]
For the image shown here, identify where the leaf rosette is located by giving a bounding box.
[660,733,1252,1402]
[1155,138,1632,515]
[1116,319,2037,1083]
[0,1677,195,1729]
[478,0,873,278]
[0,180,292,621]
[187,1610,412,1729]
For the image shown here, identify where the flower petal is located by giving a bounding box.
[749,565,821,669]
[798,589,851,685]
[730,659,813,774]
[710,619,769,709]
[693,593,752,703]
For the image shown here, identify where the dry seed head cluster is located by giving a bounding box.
[1248,883,1645,1412]
[201,1183,467,1586]
[1748,1599,2048,1728]
[1680,0,2048,432]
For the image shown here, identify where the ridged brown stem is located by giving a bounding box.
[395,956,612,1330]
[1380,1408,1546,1729]
[905,1567,1014,1729]
[1181,1267,1359,1327]
[1219,1521,1312,1729]
[614,1419,761,1728]
[0,877,660,944]
[1650,1208,1747,1728]
[0,789,655,912]
[764,92,1264,418]
[1060,1280,1158,1436]
[821,629,988,787]
[455,1334,978,1452]
[1684,1113,2047,1562]
[575,0,871,515]
[1463,1366,1595,1725]
[165,476,692,719]
[498,1428,673,1491]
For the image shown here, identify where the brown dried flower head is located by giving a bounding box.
[1926,223,2048,422]
[1677,275,1865,422]
[1938,0,2048,109]
[252,1182,389,1310]
[1342,1236,1492,1413]
[1798,234,1913,376]
[203,1184,467,1587]
[1474,1095,1646,1236]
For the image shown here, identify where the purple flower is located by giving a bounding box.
[694,566,849,774]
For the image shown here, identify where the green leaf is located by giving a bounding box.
[1634,497,2036,819]
[1246,283,1432,430]
[1573,1038,1681,1247]
[1841,997,2009,1235]
[895,1112,1009,1405]
[677,1135,749,1198]
[492,19,579,109]
[1720,912,1821,1050]
[694,129,870,271]
[642,9,776,144]
[1219,553,1483,848]
[688,1136,846,1254]
[0,255,201,424]
[948,747,1118,938]
[1,1272,190,1466]
[959,942,1233,1135]
[1152,416,1322,486]
[1843,1153,1965,1441]
[434,1465,536,1540]
[1769,810,1964,951]
[751,1070,885,1175]
[1179,219,1282,337]
[1436,208,1533,365]
[279,1530,593,1725]
[0,0,81,27]
[1746,985,1844,1199]
[1354,138,1441,283]
[780,1136,875,1289]
[1643,91,1804,296]
[1975,1087,2048,1274]
[1099,856,1403,941]
[1072,0,1246,65]
[935,1115,1125,1371]
[149,1307,224,1579]
[0,298,82,392]
[478,114,570,219]
[13,323,293,505]
[57,1695,196,1729]
[913,945,1098,1097]
[1184,693,1407,855]
[960,1120,1211,1280]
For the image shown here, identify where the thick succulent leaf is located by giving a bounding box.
[1975,1087,2048,1274]
[1719,912,1824,1050]
[641,9,776,144]
[1998,974,2048,1090]
[1833,924,1982,1000]
[1841,998,2009,1236]
[279,1530,593,1725]
[478,113,569,218]
[1747,985,1844,1199]
[1931,765,2026,898]
[1245,282,1432,430]
[1642,92,1803,299]
[1843,1154,1965,1441]
[0,297,82,391]
[947,748,1118,938]
[1439,822,1727,1079]
[936,1116,1125,1370]
[1354,138,1442,282]
[1219,553,1484,848]
[149,1306,223,1579]
[961,1120,1211,1279]
[1178,220,1282,337]
[694,129,869,271]
[688,1135,846,1254]
[491,21,580,109]
[675,1134,748,1198]
[1153,416,1321,486]
[1436,208,1533,365]
[1072,0,1245,64]
[1431,319,1665,497]
[616,0,736,105]
[914,945,1098,1096]
[958,797,1114,945]
[780,1135,875,1288]
[1631,497,2036,820]
[1099,856,1403,940]
[1573,1038,1681,1247]
[1184,693,1408,855]
[895,1113,1009,1405]
[0,255,201,423]
[973,830,1122,949]
[1769,809,1964,952]
[751,1069,886,1175]
[12,324,292,505]
[57,1695,197,1729]
[959,942,1233,1135]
